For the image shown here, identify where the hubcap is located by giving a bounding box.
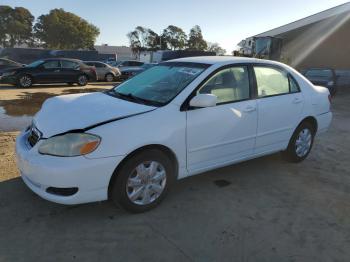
[20,76,31,87]
[78,75,87,85]
[295,128,312,157]
[126,161,167,205]
[106,74,114,82]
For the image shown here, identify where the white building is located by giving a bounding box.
[94,45,135,61]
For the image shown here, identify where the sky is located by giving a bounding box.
[1,0,349,53]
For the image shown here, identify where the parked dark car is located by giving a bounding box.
[108,60,144,68]
[0,58,24,71]
[0,58,97,88]
[119,63,157,80]
[303,68,337,96]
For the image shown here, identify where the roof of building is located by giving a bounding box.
[254,2,350,37]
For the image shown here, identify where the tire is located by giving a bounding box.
[105,73,115,82]
[77,74,88,86]
[110,149,175,213]
[17,74,33,88]
[283,122,315,163]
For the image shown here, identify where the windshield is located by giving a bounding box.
[305,69,333,78]
[26,60,44,68]
[110,63,207,106]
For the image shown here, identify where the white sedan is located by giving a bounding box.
[16,57,332,212]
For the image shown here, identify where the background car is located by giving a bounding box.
[0,58,97,88]
[303,68,337,96]
[84,61,121,82]
[0,58,24,71]
[119,63,157,80]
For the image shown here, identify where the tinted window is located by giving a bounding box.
[42,61,60,69]
[254,67,289,97]
[198,66,250,104]
[61,60,79,69]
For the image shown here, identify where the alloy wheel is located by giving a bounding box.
[295,128,312,157]
[19,75,32,87]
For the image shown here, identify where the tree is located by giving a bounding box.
[207,42,226,55]
[162,25,187,50]
[187,25,207,51]
[0,6,34,47]
[34,8,99,49]
[127,26,164,55]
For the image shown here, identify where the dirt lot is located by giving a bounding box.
[0,84,350,261]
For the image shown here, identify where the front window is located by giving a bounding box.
[198,66,250,104]
[110,63,208,106]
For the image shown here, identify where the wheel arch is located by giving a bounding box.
[298,116,318,134]
[107,144,179,199]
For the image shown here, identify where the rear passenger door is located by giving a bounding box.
[253,65,304,154]
[60,60,80,82]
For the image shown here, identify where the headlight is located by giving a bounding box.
[38,133,101,157]
[327,81,334,86]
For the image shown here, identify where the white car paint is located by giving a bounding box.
[16,56,332,205]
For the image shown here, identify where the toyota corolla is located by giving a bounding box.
[16,57,332,212]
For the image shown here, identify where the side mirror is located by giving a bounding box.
[189,94,217,108]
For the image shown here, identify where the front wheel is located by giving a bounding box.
[110,149,174,213]
[77,74,88,86]
[17,74,33,88]
[283,122,315,163]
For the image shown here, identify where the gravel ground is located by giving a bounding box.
[0,84,349,262]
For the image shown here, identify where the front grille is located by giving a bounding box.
[27,125,41,147]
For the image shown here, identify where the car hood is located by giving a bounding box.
[33,92,156,138]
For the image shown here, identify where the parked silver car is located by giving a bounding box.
[84,61,121,82]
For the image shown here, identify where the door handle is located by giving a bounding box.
[293,97,303,104]
[54,69,60,72]
[243,105,256,112]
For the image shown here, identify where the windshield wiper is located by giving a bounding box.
[107,90,164,107]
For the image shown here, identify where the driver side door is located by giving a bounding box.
[186,65,258,174]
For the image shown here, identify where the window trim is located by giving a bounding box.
[251,63,301,99]
[180,63,255,111]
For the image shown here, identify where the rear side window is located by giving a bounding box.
[94,62,105,68]
[61,60,79,69]
[254,67,296,97]
[198,66,250,104]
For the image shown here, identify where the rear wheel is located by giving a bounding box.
[283,122,315,162]
[110,149,174,213]
[17,74,33,88]
[105,73,114,82]
[77,74,88,86]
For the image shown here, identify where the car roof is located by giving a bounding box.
[43,58,82,63]
[168,56,276,65]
